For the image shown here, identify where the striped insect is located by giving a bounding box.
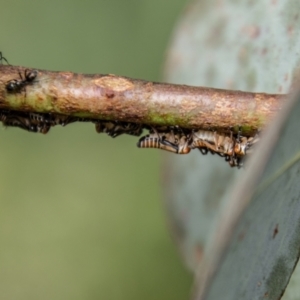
[95,120,143,138]
[190,130,235,155]
[0,110,50,134]
[137,127,258,168]
[26,112,67,133]
[28,113,81,127]
[25,112,88,132]
[190,129,257,167]
[6,69,38,94]
[137,129,191,154]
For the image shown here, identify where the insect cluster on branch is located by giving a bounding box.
[137,127,259,168]
[2,67,259,168]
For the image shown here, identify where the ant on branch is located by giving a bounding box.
[6,69,38,94]
[0,51,38,96]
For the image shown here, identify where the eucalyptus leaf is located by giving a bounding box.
[163,0,300,298]
[193,90,300,299]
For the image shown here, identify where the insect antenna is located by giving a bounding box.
[0,52,10,65]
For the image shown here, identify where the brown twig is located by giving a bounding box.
[0,65,287,135]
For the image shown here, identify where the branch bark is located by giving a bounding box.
[0,65,287,135]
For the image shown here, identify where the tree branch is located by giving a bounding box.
[0,65,287,136]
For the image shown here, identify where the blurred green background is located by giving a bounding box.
[0,1,192,299]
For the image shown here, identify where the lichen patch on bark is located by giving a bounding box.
[94,76,134,92]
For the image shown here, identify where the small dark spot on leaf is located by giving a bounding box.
[238,230,246,241]
[194,244,204,263]
[241,25,260,39]
[264,291,269,298]
[261,47,268,56]
[273,224,279,239]
[287,25,294,37]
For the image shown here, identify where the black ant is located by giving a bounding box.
[6,69,38,94]
[0,52,9,65]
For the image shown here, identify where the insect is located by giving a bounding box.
[30,113,91,128]
[6,69,38,94]
[231,134,259,167]
[0,110,50,134]
[95,120,143,138]
[0,52,9,65]
[0,109,92,134]
[26,112,88,132]
[27,113,66,133]
[0,110,54,134]
[137,126,258,168]
[29,113,71,126]
[190,130,236,157]
[190,129,257,167]
[137,129,191,154]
